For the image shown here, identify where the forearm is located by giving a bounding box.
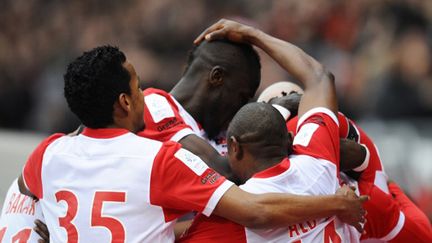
[340,139,367,171]
[18,174,35,198]
[249,193,345,228]
[215,185,364,230]
[245,27,337,115]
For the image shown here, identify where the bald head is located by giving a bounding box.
[184,40,261,91]
[227,102,289,159]
[258,81,304,103]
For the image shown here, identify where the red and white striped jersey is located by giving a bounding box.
[180,108,359,243]
[287,112,388,192]
[138,88,228,155]
[0,179,44,242]
[22,128,233,242]
[288,113,406,241]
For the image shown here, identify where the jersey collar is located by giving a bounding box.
[252,158,291,178]
[81,127,130,139]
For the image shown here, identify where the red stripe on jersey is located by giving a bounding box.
[358,182,401,240]
[81,128,129,138]
[252,158,291,178]
[336,113,385,183]
[293,111,340,170]
[23,133,64,199]
[138,88,192,142]
[149,141,228,222]
[388,182,432,243]
[179,214,246,243]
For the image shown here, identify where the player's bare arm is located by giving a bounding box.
[340,138,368,171]
[17,174,34,198]
[213,184,367,232]
[178,134,236,182]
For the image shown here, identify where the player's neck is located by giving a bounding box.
[243,149,286,181]
[254,156,286,173]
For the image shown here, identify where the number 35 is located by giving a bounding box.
[55,190,126,243]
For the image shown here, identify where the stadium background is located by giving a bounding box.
[0,0,431,224]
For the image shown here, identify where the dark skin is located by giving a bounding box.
[34,220,49,243]
[169,46,256,182]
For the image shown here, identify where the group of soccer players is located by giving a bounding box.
[0,19,431,242]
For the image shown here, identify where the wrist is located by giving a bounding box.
[333,194,349,214]
[246,27,265,46]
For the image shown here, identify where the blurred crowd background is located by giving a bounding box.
[0,0,431,221]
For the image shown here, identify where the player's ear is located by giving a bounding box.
[229,136,243,160]
[114,93,132,118]
[118,93,132,112]
[209,66,224,87]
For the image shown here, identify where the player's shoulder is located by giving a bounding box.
[298,107,339,128]
[29,133,66,157]
[118,133,165,155]
[142,88,180,123]
[41,133,66,146]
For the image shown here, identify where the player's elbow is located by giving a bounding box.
[317,68,335,85]
[240,208,272,229]
[307,64,335,87]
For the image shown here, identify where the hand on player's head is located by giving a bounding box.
[194,19,254,45]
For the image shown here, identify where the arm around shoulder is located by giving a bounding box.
[213,184,367,230]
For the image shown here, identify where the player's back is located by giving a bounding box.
[0,179,44,242]
[35,130,175,242]
[181,155,359,243]
[241,156,359,243]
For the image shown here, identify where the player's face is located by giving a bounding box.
[209,78,255,137]
[124,61,145,133]
[227,137,248,183]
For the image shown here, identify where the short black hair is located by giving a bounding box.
[184,40,261,92]
[64,45,131,128]
[227,102,289,158]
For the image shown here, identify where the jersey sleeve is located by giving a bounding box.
[292,108,340,168]
[150,141,234,222]
[22,133,64,199]
[138,88,195,142]
[337,112,360,142]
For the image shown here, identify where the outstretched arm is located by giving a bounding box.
[214,184,367,232]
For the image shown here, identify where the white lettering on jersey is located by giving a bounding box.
[145,94,175,123]
[293,123,319,147]
[175,148,209,176]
